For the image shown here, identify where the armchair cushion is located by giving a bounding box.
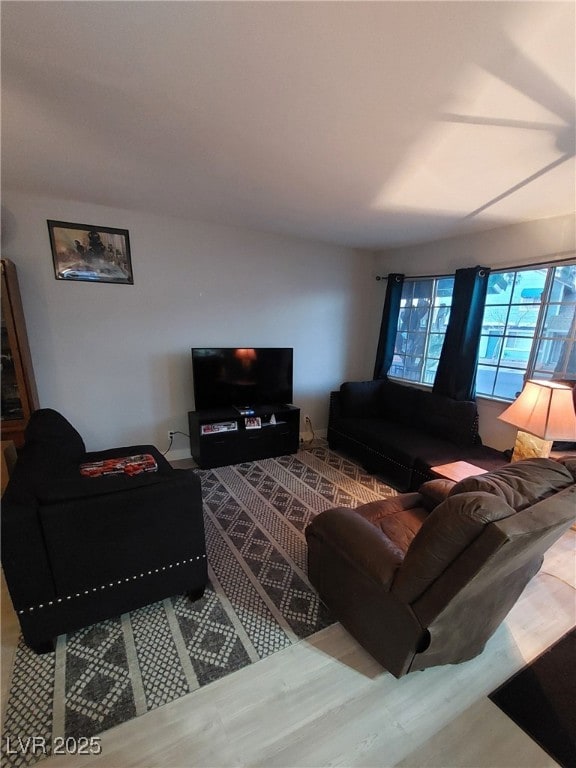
[355,494,427,553]
[307,507,403,590]
[391,492,516,603]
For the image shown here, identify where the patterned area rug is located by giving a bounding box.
[2,446,395,766]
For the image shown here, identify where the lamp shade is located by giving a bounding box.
[498,380,576,441]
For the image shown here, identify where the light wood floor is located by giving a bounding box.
[2,529,574,768]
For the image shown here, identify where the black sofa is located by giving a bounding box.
[1,409,207,652]
[327,379,507,491]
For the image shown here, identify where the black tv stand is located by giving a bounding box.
[188,404,300,469]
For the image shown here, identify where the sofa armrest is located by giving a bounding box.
[39,470,204,595]
[306,507,403,590]
[556,456,576,481]
[328,391,342,424]
[418,479,456,510]
[83,444,173,473]
[1,500,58,612]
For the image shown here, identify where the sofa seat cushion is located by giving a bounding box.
[334,417,492,487]
[411,444,507,487]
[335,418,418,470]
[449,458,574,511]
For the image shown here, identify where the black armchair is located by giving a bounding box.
[1,409,207,652]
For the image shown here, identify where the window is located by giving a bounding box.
[389,277,454,385]
[477,262,576,400]
[388,260,576,401]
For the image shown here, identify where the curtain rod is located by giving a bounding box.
[375,252,576,282]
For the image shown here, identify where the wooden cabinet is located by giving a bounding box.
[1,259,39,447]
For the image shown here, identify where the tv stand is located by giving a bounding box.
[188,404,300,469]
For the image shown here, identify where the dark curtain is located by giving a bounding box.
[373,273,404,379]
[433,265,490,401]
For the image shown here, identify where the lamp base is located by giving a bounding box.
[511,430,553,462]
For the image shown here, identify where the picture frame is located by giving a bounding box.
[47,220,134,284]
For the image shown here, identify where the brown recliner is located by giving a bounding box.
[305,458,576,677]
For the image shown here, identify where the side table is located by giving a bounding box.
[431,460,487,483]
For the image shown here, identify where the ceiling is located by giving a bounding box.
[2,1,575,249]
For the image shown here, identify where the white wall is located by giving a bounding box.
[374,213,576,450]
[1,190,374,458]
[375,215,575,276]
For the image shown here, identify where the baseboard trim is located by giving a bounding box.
[165,447,193,462]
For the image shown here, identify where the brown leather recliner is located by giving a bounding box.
[305,458,576,677]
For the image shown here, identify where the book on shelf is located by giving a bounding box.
[201,421,238,435]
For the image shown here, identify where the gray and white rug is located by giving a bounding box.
[2,446,396,766]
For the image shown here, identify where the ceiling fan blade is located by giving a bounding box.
[479,33,575,126]
[463,153,573,220]
[440,113,562,132]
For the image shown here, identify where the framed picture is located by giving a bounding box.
[47,220,133,284]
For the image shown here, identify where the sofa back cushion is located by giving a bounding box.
[4,409,86,506]
[338,380,479,443]
[418,391,480,446]
[25,408,86,461]
[340,380,386,418]
[392,491,516,603]
[339,379,422,425]
[378,379,422,425]
[449,458,573,511]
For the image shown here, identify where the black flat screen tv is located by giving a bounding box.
[192,347,293,411]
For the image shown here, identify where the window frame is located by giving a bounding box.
[477,260,576,401]
[387,258,576,402]
[388,275,454,387]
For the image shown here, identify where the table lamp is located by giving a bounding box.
[498,380,576,462]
